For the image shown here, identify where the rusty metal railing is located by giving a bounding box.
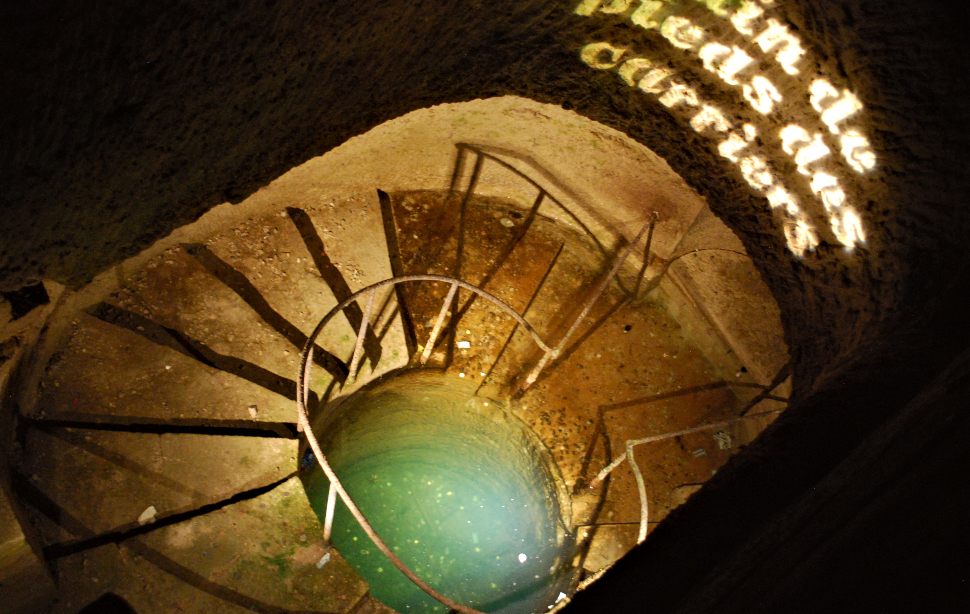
[297,211,655,611]
[297,274,553,614]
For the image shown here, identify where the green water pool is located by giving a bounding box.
[301,372,575,612]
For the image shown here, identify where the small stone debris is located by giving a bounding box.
[457,340,472,349]
[714,430,732,450]
[500,217,515,228]
[137,505,157,525]
[248,404,259,418]
[316,551,332,569]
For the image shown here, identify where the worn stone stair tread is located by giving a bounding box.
[21,427,295,537]
[54,544,263,614]
[136,476,367,613]
[517,299,734,490]
[44,478,362,614]
[37,314,295,423]
[110,245,312,385]
[202,206,375,355]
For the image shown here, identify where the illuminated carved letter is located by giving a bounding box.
[699,41,731,72]
[766,185,800,216]
[839,130,877,173]
[581,42,627,69]
[793,134,830,175]
[784,218,819,255]
[659,80,700,108]
[700,0,733,17]
[780,125,830,175]
[730,2,764,37]
[660,16,706,50]
[637,67,674,94]
[810,79,863,133]
[830,207,866,248]
[690,105,731,134]
[575,0,635,16]
[821,92,863,134]
[718,125,756,163]
[810,171,846,212]
[780,124,811,155]
[739,154,775,190]
[753,18,805,75]
[631,1,666,30]
[699,43,754,86]
[742,75,782,114]
[809,79,839,111]
[618,57,654,86]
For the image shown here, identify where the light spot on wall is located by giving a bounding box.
[690,104,731,133]
[661,15,706,50]
[717,130,752,163]
[810,79,863,134]
[631,1,672,30]
[739,154,774,191]
[639,67,676,94]
[729,1,764,37]
[752,18,805,75]
[576,0,878,255]
[780,125,831,176]
[742,75,783,115]
[839,130,877,173]
[658,80,700,108]
[580,41,627,69]
[699,43,754,86]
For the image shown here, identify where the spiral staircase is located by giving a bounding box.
[3,144,789,613]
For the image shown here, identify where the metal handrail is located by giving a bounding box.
[297,274,555,614]
[297,209,654,611]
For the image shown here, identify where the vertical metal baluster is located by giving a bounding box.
[323,483,338,545]
[519,217,656,393]
[348,289,377,380]
[420,282,459,366]
[627,440,649,544]
[475,242,564,396]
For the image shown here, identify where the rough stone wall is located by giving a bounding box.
[2,1,970,610]
[2,1,966,384]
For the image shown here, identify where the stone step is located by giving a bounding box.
[19,427,295,540]
[44,477,368,614]
[36,314,296,424]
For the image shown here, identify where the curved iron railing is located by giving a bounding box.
[297,214,654,612]
[296,274,556,614]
